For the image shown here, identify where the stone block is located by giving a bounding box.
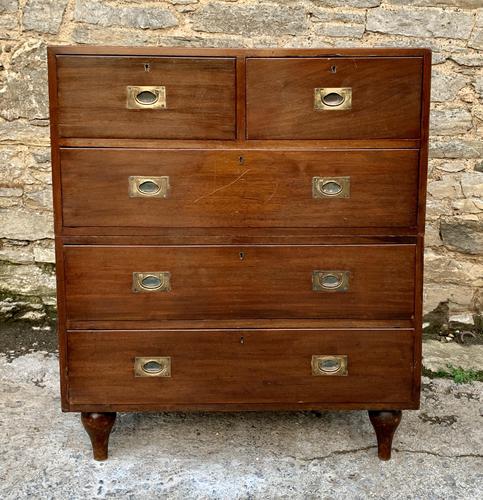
[22,0,68,34]
[191,2,307,36]
[367,7,474,39]
[0,261,56,296]
[430,108,472,135]
[74,0,178,29]
[440,218,483,255]
[460,172,483,198]
[0,208,53,240]
[430,139,483,159]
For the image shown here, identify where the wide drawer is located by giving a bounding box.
[67,329,415,406]
[61,149,419,229]
[64,245,415,321]
[56,56,236,139]
[246,57,423,140]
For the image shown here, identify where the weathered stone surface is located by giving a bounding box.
[425,222,443,246]
[460,172,483,198]
[74,0,179,30]
[313,0,381,6]
[430,108,473,135]
[423,340,483,372]
[424,284,475,314]
[309,8,366,24]
[431,68,468,103]
[475,75,483,98]
[0,261,55,296]
[32,240,54,263]
[192,3,307,36]
[475,161,483,173]
[23,186,53,210]
[427,176,462,198]
[0,120,49,145]
[0,239,33,264]
[440,218,483,254]
[387,0,483,7]
[0,41,48,121]
[430,139,483,159]
[0,208,53,240]
[22,0,68,34]
[469,10,483,50]
[453,198,483,214]
[450,53,483,67]
[314,23,365,38]
[425,250,482,285]
[0,0,17,12]
[367,7,474,39]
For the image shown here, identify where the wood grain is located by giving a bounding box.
[61,148,419,229]
[247,57,423,140]
[63,244,416,321]
[67,329,415,406]
[56,56,236,139]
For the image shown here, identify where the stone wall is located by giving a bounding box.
[0,0,482,326]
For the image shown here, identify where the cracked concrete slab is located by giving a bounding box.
[0,352,482,499]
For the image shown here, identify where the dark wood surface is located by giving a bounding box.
[246,58,422,140]
[61,148,419,229]
[47,47,430,422]
[56,56,236,139]
[368,410,402,460]
[64,244,416,321]
[81,412,116,461]
[68,329,415,406]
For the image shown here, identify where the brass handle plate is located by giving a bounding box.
[129,176,170,198]
[134,357,171,377]
[314,87,352,110]
[311,355,348,376]
[313,176,350,198]
[132,272,171,292]
[126,85,166,109]
[312,270,350,292]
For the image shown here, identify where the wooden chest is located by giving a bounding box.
[48,47,431,461]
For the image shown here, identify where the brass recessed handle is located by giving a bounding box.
[127,86,166,109]
[132,272,171,292]
[312,355,348,376]
[313,176,350,198]
[134,357,171,377]
[312,270,350,292]
[129,176,170,198]
[314,87,352,110]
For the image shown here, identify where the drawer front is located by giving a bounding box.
[64,245,415,321]
[56,56,236,139]
[67,329,415,405]
[61,149,419,229]
[246,58,422,140]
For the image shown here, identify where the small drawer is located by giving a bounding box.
[64,244,416,321]
[67,329,415,406]
[246,57,423,140]
[61,149,419,229]
[56,56,236,139]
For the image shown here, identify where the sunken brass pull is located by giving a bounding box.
[129,176,170,198]
[312,355,348,376]
[314,88,352,110]
[132,272,171,292]
[134,357,171,377]
[313,176,350,198]
[127,86,166,109]
[312,270,350,292]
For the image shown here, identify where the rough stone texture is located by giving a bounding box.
[0,352,482,499]
[367,7,475,39]
[74,0,179,30]
[423,340,483,371]
[192,3,308,36]
[440,219,483,255]
[22,0,68,35]
[0,0,481,327]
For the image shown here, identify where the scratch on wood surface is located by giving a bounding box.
[266,180,279,202]
[192,169,251,204]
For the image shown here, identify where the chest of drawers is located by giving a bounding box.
[48,47,431,461]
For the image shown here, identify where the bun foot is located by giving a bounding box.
[81,412,117,461]
[368,410,402,461]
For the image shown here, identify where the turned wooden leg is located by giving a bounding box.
[368,410,402,461]
[81,412,116,461]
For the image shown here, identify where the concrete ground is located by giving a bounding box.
[1,349,482,500]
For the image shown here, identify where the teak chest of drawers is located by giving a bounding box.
[48,46,431,461]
